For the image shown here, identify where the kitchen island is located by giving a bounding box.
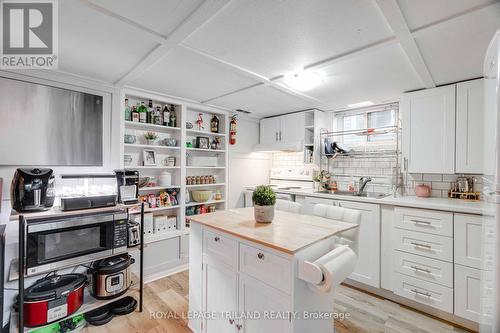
[188,207,358,333]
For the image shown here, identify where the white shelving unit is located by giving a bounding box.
[120,88,229,239]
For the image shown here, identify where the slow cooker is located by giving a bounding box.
[23,273,86,327]
[89,254,134,300]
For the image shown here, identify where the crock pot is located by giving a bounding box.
[23,273,86,327]
[89,254,134,300]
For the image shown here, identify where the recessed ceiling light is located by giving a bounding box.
[283,70,324,92]
[347,101,374,108]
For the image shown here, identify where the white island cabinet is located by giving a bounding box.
[188,207,358,333]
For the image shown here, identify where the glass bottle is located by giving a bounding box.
[163,106,169,126]
[124,98,131,121]
[138,102,147,123]
[169,105,177,127]
[131,105,139,122]
[155,106,162,125]
[147,99,153,123]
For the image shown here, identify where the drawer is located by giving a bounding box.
[394,228,453,262]
[394,273,453,313]
[394,250,453,288]
[203,229,238,268]
[394,207,453,237]
[239,243,292,294]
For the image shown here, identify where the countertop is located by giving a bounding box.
[246,188,495,215]
[189,207,358,254]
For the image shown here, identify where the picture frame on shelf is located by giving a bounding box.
[143,150,157,166]
[196,136,210,149]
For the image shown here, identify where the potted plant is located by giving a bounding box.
[252,185,276,223]
[143,131,158,145]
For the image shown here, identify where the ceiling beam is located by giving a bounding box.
[112,0,232,86]
[375,0,435,88]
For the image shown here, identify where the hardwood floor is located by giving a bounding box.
[81,270,472,333]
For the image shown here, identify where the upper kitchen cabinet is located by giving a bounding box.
[456,79,484,174]
[401,85,456,174]
[258,112,306,150]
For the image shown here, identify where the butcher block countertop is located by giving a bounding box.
[188,207,357,254]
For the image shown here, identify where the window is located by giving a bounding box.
[336,106,397,146]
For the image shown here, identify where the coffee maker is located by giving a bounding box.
[114,170,139,204]
[11,168,55,212]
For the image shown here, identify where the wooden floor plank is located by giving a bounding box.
[80,270,473,333]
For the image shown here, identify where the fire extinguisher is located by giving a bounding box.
[229,115,237,145]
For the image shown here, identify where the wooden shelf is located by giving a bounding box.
[186,147,226,152]
[185,200,225,207]
[125,166,180,170]
[186,183,225,188]
[186,129,226,137]
[129,205,181,214]
[125,121,181,132]
[125,143,180,150]
[139,185,181,192]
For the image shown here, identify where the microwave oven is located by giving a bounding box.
[25,210,128,276]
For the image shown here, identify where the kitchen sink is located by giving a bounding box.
[314,190,390,199]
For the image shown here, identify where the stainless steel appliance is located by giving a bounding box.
[25,211,128,276]
[127,221,141,247]
[11,168,55,212]
[88,254,134,300]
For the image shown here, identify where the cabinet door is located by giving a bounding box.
[401,85,456,173]
[259,117,279,145]
[456,79,484,173]
[455,264,481,322]
[203,259,238,333]
[302,196,335,215]
[454,214,483,269]
[280,112,305,144]
[337,200,381,288]
[238,273,291,333]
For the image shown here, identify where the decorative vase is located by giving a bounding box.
[254,204,275,223]
[146,139,155,145]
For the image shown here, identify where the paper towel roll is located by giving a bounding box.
[308,246,357,293]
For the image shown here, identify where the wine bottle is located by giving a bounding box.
[138,101,147,123]
[169,105,177,127]
[147,99,153,123]
[155,106,162,125]
[131,105,139,122]
[210,114,219,133]
[163,106,169,126]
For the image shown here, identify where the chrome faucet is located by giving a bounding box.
[357,177,372,195]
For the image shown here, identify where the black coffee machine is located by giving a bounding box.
[11,168,56,212]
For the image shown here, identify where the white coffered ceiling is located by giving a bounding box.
[57,0,500,117]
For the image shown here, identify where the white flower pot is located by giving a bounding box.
[146,139,156,145]
[254,204,275,223]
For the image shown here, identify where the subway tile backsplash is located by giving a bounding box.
[272,152,483,199]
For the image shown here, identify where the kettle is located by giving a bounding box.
[415,184,431,198]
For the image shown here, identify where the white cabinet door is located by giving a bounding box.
[203,259,238,333]
[401,85,456,174]
[337,200,381,288]
[259,117,280,145]
[455,264,481,322]
[238,273,291,333]
[280,112,305,144]
[454,214,483,269]
[456,79,484,174]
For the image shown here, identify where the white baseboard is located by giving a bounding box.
[144,263,189,284]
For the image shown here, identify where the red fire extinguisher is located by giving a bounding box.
[229,115,237,145]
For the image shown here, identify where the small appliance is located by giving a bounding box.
[23,273,86,327]
[11,168,55,212]
[59,174,117,211]
[88,254,134,300]
[114,170,139,204]
[25,210,128,276]
[127,221,141,247]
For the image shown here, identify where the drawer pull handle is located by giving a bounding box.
[411,289,431,298]
[214,236,220,242]
[410,242,432,249]
[257,252,265,260]
[411,265,432,274]
[412,219,432,225]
